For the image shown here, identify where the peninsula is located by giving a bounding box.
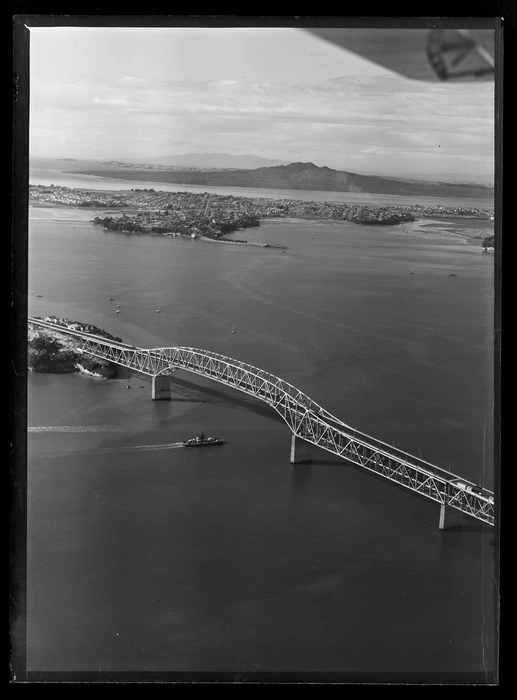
[29,184,419,234]
[29,184,494,243]
[28,317,121,377]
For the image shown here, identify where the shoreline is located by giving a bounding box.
[29,199,493,250]
[28,320,119,378]
[403,218,492,244]
[74,362,107,379]
[261,215,490,246]
[199,234,287,249]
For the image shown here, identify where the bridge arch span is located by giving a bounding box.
[28,317,495,527]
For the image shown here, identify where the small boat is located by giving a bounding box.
[115,310,120,314]
[35,294,43,298]
[156,309,161,313]
[409,271,415,275]
[183,432,224,447]
[449,273,458,277]
[230,324,235,334]
[140,385,145,388]
[126,385,131,389]
[108,297,114,300]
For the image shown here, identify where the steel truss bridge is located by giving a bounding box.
[28,317,495,527]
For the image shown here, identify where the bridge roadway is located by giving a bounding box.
[28,317,495,528]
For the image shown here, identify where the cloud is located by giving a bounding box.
[29,73,494,177]
[120,76,147,84]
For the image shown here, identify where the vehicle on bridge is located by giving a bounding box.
[450,478,492,501]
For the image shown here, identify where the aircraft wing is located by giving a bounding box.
[306,28,495,81]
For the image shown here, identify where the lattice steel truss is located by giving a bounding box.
[29,318,495,526]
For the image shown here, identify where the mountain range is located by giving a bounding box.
[126,153,291,170]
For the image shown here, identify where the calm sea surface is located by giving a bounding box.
[26,192,496,677]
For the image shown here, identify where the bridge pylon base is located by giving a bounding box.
[439,504,463,530]
[290,435,312,464]
[151,375,171,400]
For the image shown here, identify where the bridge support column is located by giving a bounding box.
[290,435,312,464]
[439,505,463,530]
[151,375,171,401]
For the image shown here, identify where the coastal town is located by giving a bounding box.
[29,184,494,243]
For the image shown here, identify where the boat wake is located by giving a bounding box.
[90,442,187,454]
[28,427,185,453]
[117,442,186,451]
[28,425,128,433]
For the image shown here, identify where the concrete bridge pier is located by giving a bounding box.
[439,504,463,530]
[290,435,312,464]
[151,375,171,400]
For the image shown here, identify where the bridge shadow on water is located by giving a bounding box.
[164,375,285,423]
[290,463,311,485]
[135,372,495,535]
[445,520,496,537]
[309,459,344,466]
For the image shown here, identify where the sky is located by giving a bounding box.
[28,27,495,182]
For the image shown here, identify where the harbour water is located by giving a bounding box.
[25,193,496,678]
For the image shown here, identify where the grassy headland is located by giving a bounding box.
[28,319,121,377]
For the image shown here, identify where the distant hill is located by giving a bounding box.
[396,172,494,187]
[75,161,494,199]
[341,168,495,187]
[127,153,291,170]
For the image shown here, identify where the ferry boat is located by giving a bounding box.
[183,432,224,447]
